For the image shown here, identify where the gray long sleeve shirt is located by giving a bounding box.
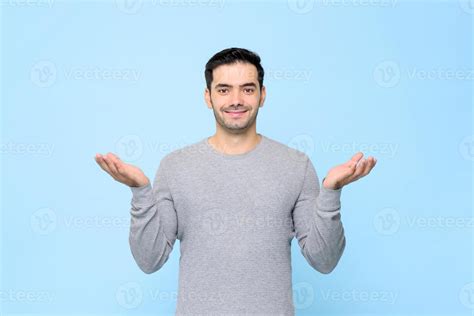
[129,134,346,315]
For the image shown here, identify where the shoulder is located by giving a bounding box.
[263,135,311,166]
[263,136,316,189]
[159,138,207,167]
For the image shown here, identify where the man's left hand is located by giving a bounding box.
[322,152,377,190]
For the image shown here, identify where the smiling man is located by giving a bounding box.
[95,47,376,315]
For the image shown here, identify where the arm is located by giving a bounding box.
[292,157,346,274]
[129,158,178,274]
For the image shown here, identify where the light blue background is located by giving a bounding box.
[1,0,472,315]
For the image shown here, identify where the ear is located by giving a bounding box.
[204,88,212,109]
[259,85,266,108]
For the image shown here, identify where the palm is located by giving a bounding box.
[323,152,377,190]
[95,152,149,187]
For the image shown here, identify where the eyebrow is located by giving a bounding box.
[214,82,257,89]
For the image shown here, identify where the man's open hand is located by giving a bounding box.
[322,152,377,190]
[95,152,150,187]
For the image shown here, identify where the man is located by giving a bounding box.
[95,47,377,315]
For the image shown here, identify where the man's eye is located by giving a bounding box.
[244,88,254,94]
[218,88,228,93]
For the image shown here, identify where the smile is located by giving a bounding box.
[224,110,248,118]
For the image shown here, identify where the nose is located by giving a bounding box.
[230,89,244,106]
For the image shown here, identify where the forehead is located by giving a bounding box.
[212,62,258,85]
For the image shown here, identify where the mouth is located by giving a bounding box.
[224,109,248,118]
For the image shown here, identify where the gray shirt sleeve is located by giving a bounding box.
[292,157,346,274]
[128,157,178,274]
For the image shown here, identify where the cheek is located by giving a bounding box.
[247,96,261,106]
[211,96,226,108]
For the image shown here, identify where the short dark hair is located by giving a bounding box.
[204,47,264,92]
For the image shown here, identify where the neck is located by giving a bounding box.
[207,131,262,155]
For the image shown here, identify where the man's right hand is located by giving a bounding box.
[95,152,150,187]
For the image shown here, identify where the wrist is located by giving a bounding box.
[322,177,342,190]
[130,178,150,188]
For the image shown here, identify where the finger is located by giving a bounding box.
[105,153,126,175]
[352,158,368,179]
[361,157,375,176]
[351,152,364,163]
[104,153,119,176]
[108,152,122,161]
[95,153,107,168]
[345,159,359,175]
[96,156,113,175]
[345,152,364,168]
[365,156,377,174]
[95,153,104,163]
[108,153,126,175]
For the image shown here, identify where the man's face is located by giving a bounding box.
[205,62,266,133]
